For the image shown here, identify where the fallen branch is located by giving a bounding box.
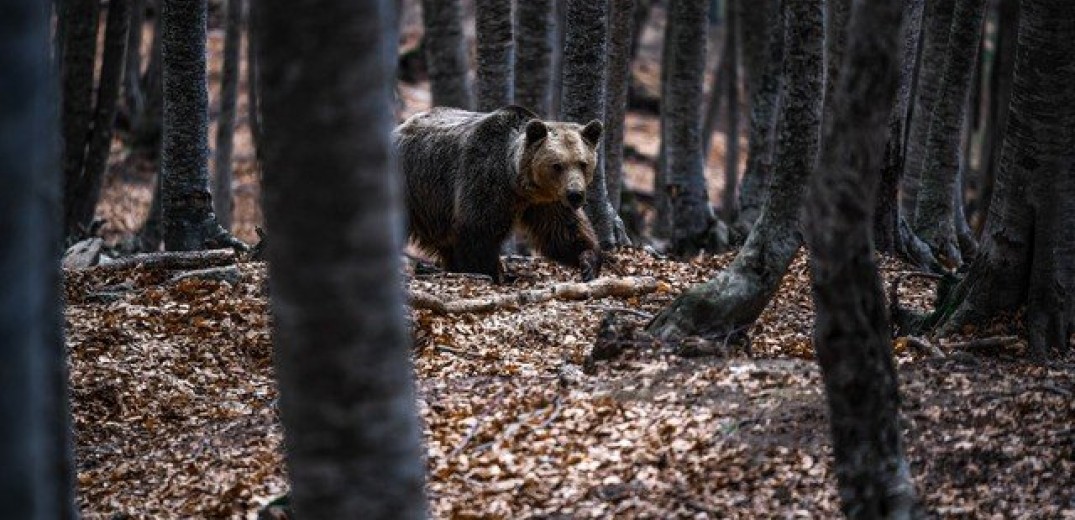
[85,249,237,272]
[898,336,946,358]
[943,335,1022,351]
[410,276,659,315]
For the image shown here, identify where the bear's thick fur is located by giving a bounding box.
[394,106,604,282]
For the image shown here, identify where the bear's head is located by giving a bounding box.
[519,119,603,209]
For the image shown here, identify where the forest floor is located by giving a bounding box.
[69,2,1074,518]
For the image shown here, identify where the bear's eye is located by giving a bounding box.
[551,162,565,174]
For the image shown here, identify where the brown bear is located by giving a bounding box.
[394,105,604,282]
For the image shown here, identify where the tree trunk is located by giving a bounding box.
[69,0,131,238]
[213,0,243,231]
[648,0,823,341]
[514,0,553,116]
[652,8,673,240]
[245,0,262,161]
[133,9,164,152]
[475,0,513,112]
[550,0,567,119]
[0,0,77,515]
[59,0,100,237]
[875,0,926,253]
[421,0,471,109]
[821,0,850,133]
[629,0,653,63]
[561,0,624,248]
[161,0,241,251]
[804,0,924,516]
[936,0,1075,358]
[735,0,784,232]
[665,0,714,256]
[912,0,987,268]
[977,0,1017,234]
[255,0,427,516]
[700,21,730,164]
[901,0,956,218]
[604,0,635,214]
[719,0,739,222]
[124,0,146,120]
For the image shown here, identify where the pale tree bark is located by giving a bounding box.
[804,0,924,516]
[0,0,77,516]
[256,0,427,516]
[648,0,823,341]
[936,0,1075,358]
[561,0,625,248]
[664,0,715,256]
[735,0,784,232]
[913,0,987,268]
[901,0,956,217]
[421,0,471,109]
[161,0,242,251]
[604,0,635,215]
[475,0,513,112]
[514,0,553,116]
[213,0,243,231]
[977,0,1018,233]
[718,0,739,222]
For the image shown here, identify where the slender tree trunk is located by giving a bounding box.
[0,0,76,515]
[936,0,1075,358]
[901,0,956,217]
[652,8,674,240]
[161,0,242,251]
[875,0,926,253]
[665,0,713,256]
[735,0,784,232]
[604,0,635,214]
[550,0,567,119]
[719,0,739,222]
[700,24,730,163]
[124,0,146,120]
[913,0,987,268]
[805,0,925,516]
[648,0,823,341]
[59,0,100,237]
[977,0,1017,234]
[821,0,850,133]
[69,0,131,238]
[256,0,427,516]
[514,0,553,116]
[629,0,653,64]
[213,0,243,231]
[561,0,624,248]
[133,9,163,152]
[421,0,471,109]
[245,0,261,161]
[475,0,513,111]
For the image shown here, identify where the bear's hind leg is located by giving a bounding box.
[520,203,602,281]
[446,229,509,282]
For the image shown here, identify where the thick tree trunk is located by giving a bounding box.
[648,0,822,341]
[977,0,1017,233]
[913,0,987,268]
[0,1,77,516]
[665,0,714,255]
[604,0,635,214]
[475,0,513,112]
[719,0,739,222]
[256,0,427,516]
[161,0,241,251]
[901,0,956,217]
[875,0,926,253]
[561,0,624,248]
[514,0,553,116]
[59,0,100,237]
[804,0,923,516]
[937,0,1075,358]
[735,0,784,232]
[421,0,471,109]
[213,0,243,231]
[69,0,131,238]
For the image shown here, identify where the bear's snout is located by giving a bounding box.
[566,190,585,209]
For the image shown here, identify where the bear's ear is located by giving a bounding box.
[525,120,548,145]
[581,120,603,147]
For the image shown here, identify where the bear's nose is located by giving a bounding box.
[566,190,585,209]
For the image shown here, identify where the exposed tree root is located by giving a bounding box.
[409,276,659,315]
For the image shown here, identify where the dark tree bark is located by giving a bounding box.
[256,0,427,516]
[648,0,823,341]
[901,0,956,218]
[132,9,164,152]
[475,0,513,112]
[735,0,784,232]
[213,0,243,231]
[550,0,567,119]
[514,0,553,116]
[0,0,77,516]
[245,0,262,160]
[804,0,923,516]
[821,0,850,131]
[936,0,1075,358]
[875,0,926,253]
[604,0,635,215]
[561,0,625,248]
[68,0,131,238]
[718,0,740,222]
[421,0,471,109]
[161,0,242,251]
[700,17,730,164]
[913,0,987,268]
[124,0,146,120]
[664,0,714,255]
[977,0,1017,233]
[59,0,100,237]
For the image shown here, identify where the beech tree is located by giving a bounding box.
[212,0,244,231]
[648,0,822,340]
[934,0,1075,358]
[514,0,554,116]
[604,0,635,214]
[421,0,471,109]
[475,0,513,111]
[976,0,1018,231]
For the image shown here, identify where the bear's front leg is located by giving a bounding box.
[519,203,603,281]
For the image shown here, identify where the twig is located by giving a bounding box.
[410,276,659,315]
[899,336,946,358]
[449,390,505,459]
[585,304,654,320]
[435,345,480,360]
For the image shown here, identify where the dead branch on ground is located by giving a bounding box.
[410,276,659,315]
